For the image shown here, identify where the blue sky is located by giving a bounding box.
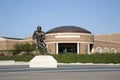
[0,0,120,38]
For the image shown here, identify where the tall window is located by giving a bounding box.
[103,47,109,53]
[96,47,102,53]
[111,48,117,53]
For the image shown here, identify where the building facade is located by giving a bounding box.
[0,26,120,55]
[93,33,120,53]
[45,26,94,54]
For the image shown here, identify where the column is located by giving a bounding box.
[88,44,90,54]
[56,43,58,54]
[77,43,80,54]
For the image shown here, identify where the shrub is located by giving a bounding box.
[0,56,13,60]
[13,55,34,62]
[13,43,36,55]
[0,55,34,62]
[52,53,120,63]
[0,53,120,63]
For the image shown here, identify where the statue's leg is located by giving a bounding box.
[41,42,48,55]
[38,42,48,55]
[42,48,48,55]
[42,44,48,55]
[38,42,43,54]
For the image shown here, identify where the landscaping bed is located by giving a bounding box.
[0,53,120,63]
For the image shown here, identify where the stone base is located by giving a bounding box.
[29,55,57,68]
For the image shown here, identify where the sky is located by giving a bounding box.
[0,0,120,38]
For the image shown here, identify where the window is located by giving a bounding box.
[111,48,117,53]
[103,47,109,53]
[96,47,102,53]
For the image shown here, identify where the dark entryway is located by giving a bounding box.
[58,43,77,54]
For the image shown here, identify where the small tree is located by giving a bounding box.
[13,43,22,55]
[13,43,36,55]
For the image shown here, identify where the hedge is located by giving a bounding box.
[0,55,34,62]
[0,53,120,63]
[52,53,120,63]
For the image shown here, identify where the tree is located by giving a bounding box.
[13,43,36,55]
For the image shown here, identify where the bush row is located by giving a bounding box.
[52,53,120,63]
[0,53,120,63]
[0,55,34,62]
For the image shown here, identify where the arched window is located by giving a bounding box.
[111,48,117,53]
[96,47,102,53]
[103,47,109,53]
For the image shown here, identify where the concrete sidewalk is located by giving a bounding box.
[0,60,28,65]
[0,60,120,66]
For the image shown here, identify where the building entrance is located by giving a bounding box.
[58,43,77,54]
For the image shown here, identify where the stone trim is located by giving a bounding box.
[95,39,120,44]
[46,41,94,44]
[46,32,92,36]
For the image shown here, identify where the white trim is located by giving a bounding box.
[46,32,92,36]
[55,35,80,38]
[46,41,94,44]
[95,39,120,44]
[95,32,120,36]
[77,43,80,54]
[56,43,58,54]
[88,44,90,54]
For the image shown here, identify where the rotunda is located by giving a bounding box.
[45,26,94,54]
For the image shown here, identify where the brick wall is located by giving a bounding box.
[95,33,120,42]
[93,33,120,53]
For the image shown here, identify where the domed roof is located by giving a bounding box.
[46,26,91,34]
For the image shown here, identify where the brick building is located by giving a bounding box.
[45,26,94,54]
[0,26,120,54]
[93,33,120,53]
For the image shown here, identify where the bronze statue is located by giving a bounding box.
[32,26,48,55]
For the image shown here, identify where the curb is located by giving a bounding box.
[15,62,29,65]
[58,63,120,65]
[0,61,120,66]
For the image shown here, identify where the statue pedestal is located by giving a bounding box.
[29,55,57,68]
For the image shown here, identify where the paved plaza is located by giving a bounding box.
[0,64,120,80]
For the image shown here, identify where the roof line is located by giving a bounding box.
[0,36,24,40]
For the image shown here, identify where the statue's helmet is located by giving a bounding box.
[37,26,41,31]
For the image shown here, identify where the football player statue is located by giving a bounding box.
[32,26,48,55]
